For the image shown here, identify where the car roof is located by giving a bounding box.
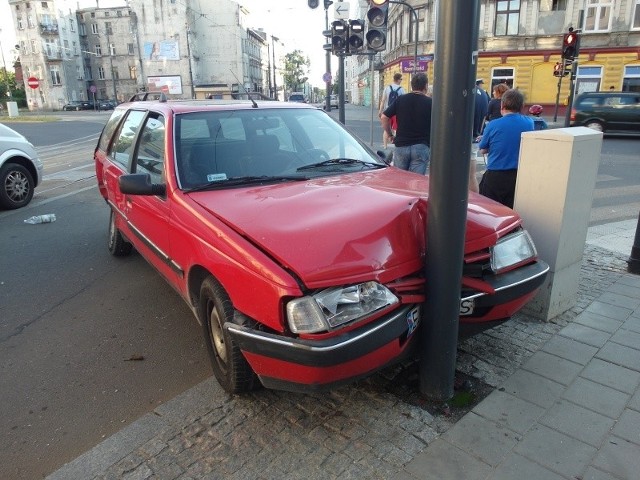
[118,99,320,114]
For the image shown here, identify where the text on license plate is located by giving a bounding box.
[460,298,474,316]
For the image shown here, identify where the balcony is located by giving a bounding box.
[40,23,59,35]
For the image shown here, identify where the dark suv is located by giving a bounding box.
[571,91,640,134]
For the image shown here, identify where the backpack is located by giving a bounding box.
[388,86,400,107]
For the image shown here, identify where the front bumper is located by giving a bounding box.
[226,259,549,392]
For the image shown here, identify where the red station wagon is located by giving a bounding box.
[95,96,549,393]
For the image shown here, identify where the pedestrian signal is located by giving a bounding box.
[366,0,389,51]
[562,29,579,60]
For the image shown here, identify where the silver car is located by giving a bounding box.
[0,123,43,209]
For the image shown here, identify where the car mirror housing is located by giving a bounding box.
[119,173,166,196]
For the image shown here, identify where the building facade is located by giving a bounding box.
[350,0,640,111]
[8,0,281,109]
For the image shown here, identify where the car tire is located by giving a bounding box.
[585,120,604,132]
[199,276,259,393]
[107,208,133,256]
[0,162,35,209]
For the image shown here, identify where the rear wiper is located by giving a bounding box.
[297,158,384,172]
[186,175,309,192]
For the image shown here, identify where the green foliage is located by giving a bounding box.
[282,50,310,92]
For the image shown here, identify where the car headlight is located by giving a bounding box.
[286,281,399,334]
[491,229,537,274]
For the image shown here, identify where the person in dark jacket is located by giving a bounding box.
[486,83,509,123]
[473,79,489,140]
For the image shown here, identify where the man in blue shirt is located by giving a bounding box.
[478,89,534,208]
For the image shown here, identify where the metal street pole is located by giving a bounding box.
[324,3,333,111]
[185,24,196,99]
[338,53,345,124]
[272,35,279,101]
[420,0,481,401]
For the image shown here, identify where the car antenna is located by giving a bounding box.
[229,70,258,108]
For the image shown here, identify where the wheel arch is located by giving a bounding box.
[0,155,39,187]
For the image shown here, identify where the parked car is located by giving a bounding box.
[98,100,117,111]
[0,123,43,209]
[288,92,306,103]
[95,99,548,394]
[571,91,640,134]
[330,94,339,108]
[62,100,94,111]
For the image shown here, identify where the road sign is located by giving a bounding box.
[89,85,97,93]
[322,72,332,83]
[334,2,350,19]
[27,77,39,89]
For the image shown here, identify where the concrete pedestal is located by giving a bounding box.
[7,101,19,117]
[514,127,602,321]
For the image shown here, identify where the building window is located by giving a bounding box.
[117,10,122,17]
[95,44,102,56]
[72,41,78,55]
[109,43,116,56]
[105,11,110,16]
[129,65,137,79]
[17,16,23,29]
[27,15,35,28]
[127,43,134,55]
[91,23,99,34]
[20,41,27,55]
[490,67,515,90]
[70,19,75,32]
[79,23,86,36]
[50,66,61,85]
[41,2,48,8]
[105,22,112,35]
[576,66,603,95]
[584,0,612,32]
[31,39,37,54]
[633,0,640,30]
[539,0,566,11]
[495,0,520,36]
[98,67,105,80]
[63,40,69,56]
[15,4,20,10]
[76,66,83,80]
[622,65,640,92]
[112,66,119,80]
[84,66,92,80]
[90,12,95,18]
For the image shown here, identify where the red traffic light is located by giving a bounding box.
[562,29,579,60]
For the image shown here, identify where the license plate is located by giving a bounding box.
[460,298,474,316]
[406,306,420,337]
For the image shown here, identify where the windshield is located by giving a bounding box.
[175,108,384,190]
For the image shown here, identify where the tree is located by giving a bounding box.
[282,50,310,92]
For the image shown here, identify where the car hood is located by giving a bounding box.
[188,169,520,287]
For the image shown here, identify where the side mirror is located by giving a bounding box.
[119,173,166,196]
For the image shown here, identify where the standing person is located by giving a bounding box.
[379,73,405,148]
[477,89,534,208]
[473,79,489,140]
[380,72,432,175]
[486,83,509,123]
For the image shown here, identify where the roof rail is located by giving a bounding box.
[128,91,168,103]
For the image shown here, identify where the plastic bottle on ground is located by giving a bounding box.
[24,214,56,224]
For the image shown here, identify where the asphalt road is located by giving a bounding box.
[0,110,637,478]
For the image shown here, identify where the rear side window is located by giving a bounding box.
[109,110,146,168]
[134,114,165,184]
[576,96,602,108]
[97,109,125,152]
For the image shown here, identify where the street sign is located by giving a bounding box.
[27,77,39,89]
[89,85,97,93]
[334,2,349,19]
[322,72,332,83]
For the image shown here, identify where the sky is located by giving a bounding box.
[0,0,357,88]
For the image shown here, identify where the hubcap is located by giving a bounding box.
[208,302,227,364]
[4,170,29,202]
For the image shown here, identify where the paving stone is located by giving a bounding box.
[513,424,597,479]
[562,377,630,419]
[611,409,640,445]
[539,399,615,447]
[442,412,520,467]
[597,290,640,311]
[596,342,640,372]
[520,350,583,386]
[472,390,545,435]
[607,281,640,300]
[586,300,633,321]
[501,370,565,409]
[404,439,493,480]
[491,453,566,480]
[629,388,640,412]
[592,436,640,480]
[559,323,612,348]
[573,310,624,333]
[623,316,640,334]
[541,334,598,365]
[610,328,640,350]
[580,358,640,394]
[582,466,627,480]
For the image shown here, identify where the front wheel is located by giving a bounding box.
[585,120,604,132]
[107,208,133,256]
[0,163,35,209]
[199,276,258,393]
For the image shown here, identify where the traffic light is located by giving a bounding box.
[324,0,333,8]
[308,0,319,8]
[331,20,348,55]
[348,20,365,53]
[553,62,562,77]
[563,58,573,75]
[366,0,389,51]
[562,29,579,60]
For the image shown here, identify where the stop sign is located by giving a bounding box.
[27,77,39,89]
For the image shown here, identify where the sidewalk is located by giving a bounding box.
[45,219,639,480]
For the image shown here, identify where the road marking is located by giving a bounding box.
[0,185,97,220]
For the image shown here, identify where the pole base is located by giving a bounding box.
[627,258,640,274]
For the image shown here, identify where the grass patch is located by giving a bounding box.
[1,115,60,123]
